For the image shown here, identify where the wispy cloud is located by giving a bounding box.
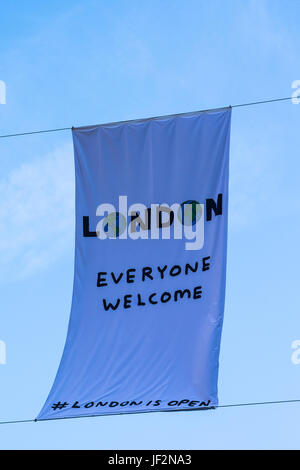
[0,142,74,283]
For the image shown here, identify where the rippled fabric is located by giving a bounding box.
[37,108,231,420]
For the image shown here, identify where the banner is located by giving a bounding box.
[37,108,231,420]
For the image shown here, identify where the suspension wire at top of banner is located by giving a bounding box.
[1,399,300,425]
[0,96,297,140]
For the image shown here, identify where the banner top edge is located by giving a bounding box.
[72,106,231,132]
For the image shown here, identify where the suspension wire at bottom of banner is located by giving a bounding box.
[1,398,300,425]
[0,96,297,140]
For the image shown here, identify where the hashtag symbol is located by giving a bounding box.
[51,401,69,411]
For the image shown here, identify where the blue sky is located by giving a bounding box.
[0,0,300,449]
